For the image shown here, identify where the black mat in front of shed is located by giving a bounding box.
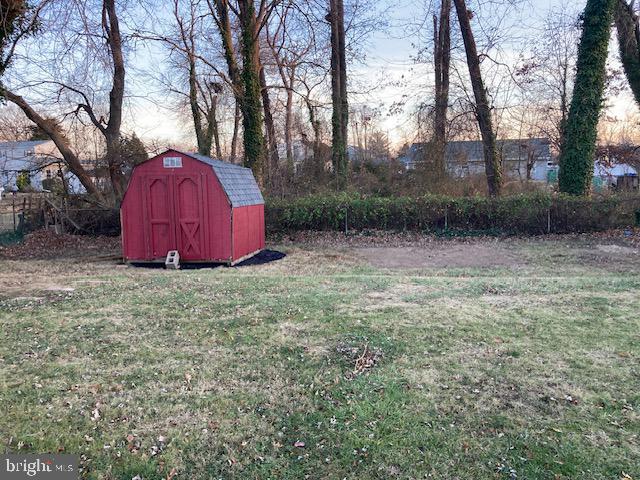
[130,250,286,269]
[234,249,286,267]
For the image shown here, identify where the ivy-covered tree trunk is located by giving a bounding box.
[210,0,243,164]
[329,0,348,186]
[337,0,348,176]
[238,0,266,185]
[615,0,640,106]
[559,0,616,196]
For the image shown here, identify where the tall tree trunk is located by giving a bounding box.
[4,89,101,199]
[211,0,243,98]
[271,49,296,179]
[231,99,241,163]
[174,0,221,158]
[558,60,569,150]
[259,64,279,187]
[453,0,502,197]
[615,0,640,106]
[188,55,211,156]
[208,95,223,158]
[285,67,295,177]
[337,0,348,167]
[328,0,348,186]
[202,91,222,158]
[559,0,616,195]
[210,0,249,167]
[102,0,126,202]
[306,99,322,173]
[238,0,266,185]
[433,0,451,179]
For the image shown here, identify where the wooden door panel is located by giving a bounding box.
[174,175,205,260]
[143,175,176,259]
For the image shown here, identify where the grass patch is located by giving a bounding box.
[0,240,639,479]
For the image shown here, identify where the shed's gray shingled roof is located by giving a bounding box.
[180,151,264,207]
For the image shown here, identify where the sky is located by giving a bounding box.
[129,0,639,151]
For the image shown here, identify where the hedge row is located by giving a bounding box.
[266,193,640,235]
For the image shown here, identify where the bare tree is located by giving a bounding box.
[206,0,243,162]
[433,0,451,178]
[2,0,133,202]
[265,1,313,176]
[207,0,281,185]
[0,105,36,140]
[453,0,501,196]
[0,0,89,189]
[259,62,280,183]
[101,0,127,200]
[514,6,580,152]
[148,0,226,157]
[297,72,327,171]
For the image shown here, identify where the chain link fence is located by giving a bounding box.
[0,193,50,235]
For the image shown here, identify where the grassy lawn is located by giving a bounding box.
[1,237,639,479]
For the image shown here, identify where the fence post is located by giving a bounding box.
[12,193,16,233]
[344,206,348,235]
[444,206,449,231]
[547,208,551,234]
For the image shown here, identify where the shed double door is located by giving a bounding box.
[142,174,206,261]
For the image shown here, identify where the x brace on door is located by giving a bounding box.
[180,220,201,255]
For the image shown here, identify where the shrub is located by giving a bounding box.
[16,171,32,192]
[266,193,640,235]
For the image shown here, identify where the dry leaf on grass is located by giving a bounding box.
[166,468,177,480]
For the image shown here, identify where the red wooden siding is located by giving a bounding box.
[232,204,265,261]
[121,150,263,264]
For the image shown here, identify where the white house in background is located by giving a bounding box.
[593,161,638,191]
[0,140,61,191]
[0,140,86,195]
[399,138,555,181]
[277,139,311,172]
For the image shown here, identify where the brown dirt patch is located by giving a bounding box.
[355,244,522,269]
[275,228,640,248]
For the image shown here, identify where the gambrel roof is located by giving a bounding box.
[175,151,264,207]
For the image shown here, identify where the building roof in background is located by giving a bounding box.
[594,161,638,177]
[175,151,264,207]
[0,140,51,150]
[449,138,551,162]
[399,138,553,167]
[0,140,59,173]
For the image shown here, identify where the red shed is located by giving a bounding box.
[121,149,265,265]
